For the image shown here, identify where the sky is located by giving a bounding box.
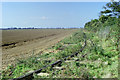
[2,2,107,28]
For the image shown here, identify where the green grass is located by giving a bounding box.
[1,28,119,79]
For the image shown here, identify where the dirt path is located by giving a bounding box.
[2,29,77,69]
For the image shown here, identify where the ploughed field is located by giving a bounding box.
[2,29,77,69]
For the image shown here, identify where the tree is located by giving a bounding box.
[100,0,120,51]
[100,0,120,29]
[100,0,120,18]
[99,15,109,23]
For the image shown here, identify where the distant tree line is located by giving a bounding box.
[0,27,80,30]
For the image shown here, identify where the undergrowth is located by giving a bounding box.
[1,27,119,79]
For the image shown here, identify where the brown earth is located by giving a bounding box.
[2,29,78,70]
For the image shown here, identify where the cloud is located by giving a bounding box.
[29,16,48,20]
[40,16,48,20]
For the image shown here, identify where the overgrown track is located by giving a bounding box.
[12,33,87,80]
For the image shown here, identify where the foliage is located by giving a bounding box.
[84,16,119,32]
[100,0,120,18]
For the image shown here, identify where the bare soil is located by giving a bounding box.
[2,29,78,69]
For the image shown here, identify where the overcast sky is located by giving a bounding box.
[2,2,107,28]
